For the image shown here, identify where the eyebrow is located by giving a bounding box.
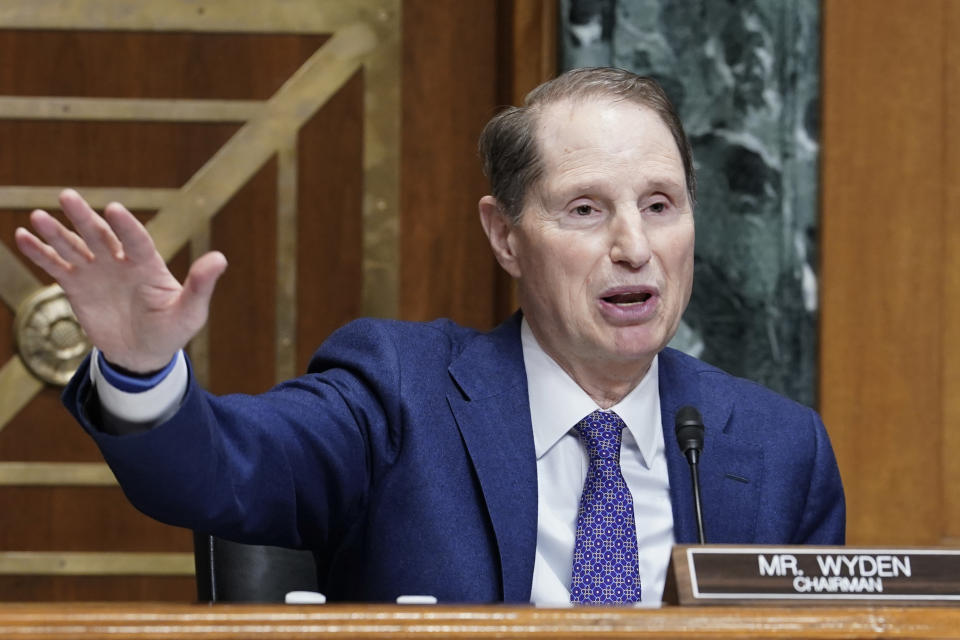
[636,176,686,194]
[556,176,686,199]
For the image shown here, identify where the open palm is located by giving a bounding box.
[14,189,227,373]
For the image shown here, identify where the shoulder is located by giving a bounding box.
[660,349,844,541]
[329,317,481,355]
[307,317,483,374]
[659,347,826,457]
[660,346,814,419]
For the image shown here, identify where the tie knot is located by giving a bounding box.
[575,410,626,462]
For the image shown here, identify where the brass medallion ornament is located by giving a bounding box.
[14,284,91,386]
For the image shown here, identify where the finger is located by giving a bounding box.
[59,188,123,258]
[27,208,95,264]
[14,226,73,280]
[180,251,228,323]
[103,201,157,262]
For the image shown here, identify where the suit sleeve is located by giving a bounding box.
[61,319,404,550]
[791,411,846,544]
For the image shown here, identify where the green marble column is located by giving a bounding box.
[562,0,821,406]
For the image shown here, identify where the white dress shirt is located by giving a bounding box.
[521,319,674,607]
[92,319,675,605]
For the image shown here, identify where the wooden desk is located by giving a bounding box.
[0,603,958,639]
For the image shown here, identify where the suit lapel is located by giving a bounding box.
[446,314,538,602]
[658,348,763,544]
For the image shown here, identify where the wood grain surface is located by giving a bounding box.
[1,603,959,639]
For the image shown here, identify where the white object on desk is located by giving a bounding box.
[396,595,438,605]
[285,591,327,604]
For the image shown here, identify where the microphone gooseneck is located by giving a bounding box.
[674,406,706,544]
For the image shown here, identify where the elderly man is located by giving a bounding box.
[14,67,844,606]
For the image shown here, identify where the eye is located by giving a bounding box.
[573,204,594,216]
[647,201,668,214]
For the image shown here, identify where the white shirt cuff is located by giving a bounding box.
[90,347,188,425]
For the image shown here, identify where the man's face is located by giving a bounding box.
[502,98,695,377]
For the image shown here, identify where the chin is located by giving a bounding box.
[597,342,660,367]
[608,327,669,356]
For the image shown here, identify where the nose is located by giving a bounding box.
[608,210,652,269]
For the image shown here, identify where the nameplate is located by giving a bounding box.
[664,545,960,606]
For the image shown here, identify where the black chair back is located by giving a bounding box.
[193,533,320,602]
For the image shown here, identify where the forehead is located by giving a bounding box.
[532,98,684,190]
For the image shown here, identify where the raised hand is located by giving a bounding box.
[14,189,227,373]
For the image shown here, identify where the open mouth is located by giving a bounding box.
[602,292,652,305]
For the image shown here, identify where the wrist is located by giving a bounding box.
[97,350,179,392]
[99,350,178,377]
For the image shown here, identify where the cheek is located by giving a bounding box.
[676,239,695,304]
[678,242,695,276]
[661,226,695,278]
[516,228,607,303]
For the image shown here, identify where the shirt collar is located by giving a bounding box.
[521,318,661,466]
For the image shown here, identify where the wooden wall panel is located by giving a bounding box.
[399,1,505,328]
[400,0,556,328]
[503,0,558,107]
[820,0,951,545]
[944,0,960,546]
[0,31,322,100]
[0,488,189,551]
[0,577,195,602]
[295,72,364,375]
[207,163,279,394]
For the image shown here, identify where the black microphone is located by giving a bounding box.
[674,406,706,544]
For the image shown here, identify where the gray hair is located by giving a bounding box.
[478,67,696,222]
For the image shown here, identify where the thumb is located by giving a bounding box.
[180,251,228,324]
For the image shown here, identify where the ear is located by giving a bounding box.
[478,195,522,278]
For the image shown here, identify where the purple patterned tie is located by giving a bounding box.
[569,410,641,604]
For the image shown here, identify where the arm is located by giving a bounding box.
[62,319,407,549]
[791,411,846,545]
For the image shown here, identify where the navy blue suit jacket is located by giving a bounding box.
[65,313,844,603]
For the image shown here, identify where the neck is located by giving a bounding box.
[559,357,652,409]
[526,324,653,409]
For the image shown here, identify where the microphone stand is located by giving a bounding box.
[675,406,707,544]
[687,449,706,545]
